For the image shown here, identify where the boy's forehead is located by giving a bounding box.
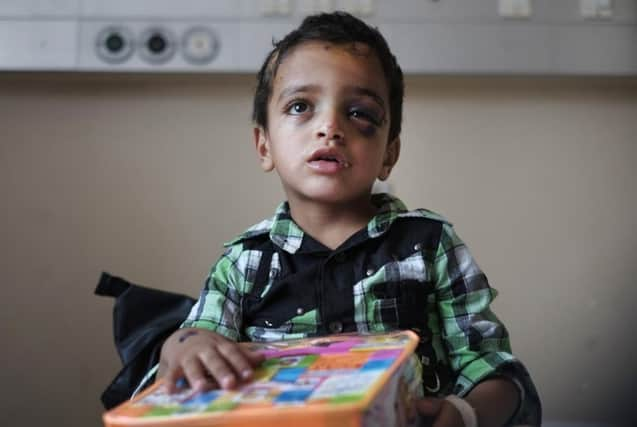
[281,40,378,68]
[271,41,388,96]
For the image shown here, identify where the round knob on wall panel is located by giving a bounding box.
[96,26,134,64]
[139,27,176,64]
[182,27,219,65]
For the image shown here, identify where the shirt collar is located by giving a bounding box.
[367,192,409,238]
[268,202,305,253]
[225,193,447,253]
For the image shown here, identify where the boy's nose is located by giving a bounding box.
[316,126,344,142]
[315,112,344,142]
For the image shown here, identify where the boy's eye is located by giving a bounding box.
[349,108,382,127]
[287,101,310,115]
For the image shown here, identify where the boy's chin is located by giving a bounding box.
[289,190,375,206]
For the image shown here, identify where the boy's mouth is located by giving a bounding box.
[307,148,351,169]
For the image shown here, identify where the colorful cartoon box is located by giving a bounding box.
[103,330,424,427]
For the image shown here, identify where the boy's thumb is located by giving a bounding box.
[415,397,444,416]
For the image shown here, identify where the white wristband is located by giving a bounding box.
[444,395,478,427]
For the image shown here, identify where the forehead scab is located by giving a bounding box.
[316,42,374,59]
[337,41,374,58]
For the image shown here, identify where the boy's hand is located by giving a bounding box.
[157,328,265,394]
[415,398,465,427]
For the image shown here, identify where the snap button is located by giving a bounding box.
[328,320,343,333]
[414,243,422,251]
[296,307,304,315]
[366,268,374,277]
[264,320,273,327]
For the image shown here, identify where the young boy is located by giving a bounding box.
[156,12,541,427]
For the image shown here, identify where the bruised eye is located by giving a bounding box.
[286,101,310,115]
[349,108,383,127]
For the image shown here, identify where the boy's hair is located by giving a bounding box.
[252,11,404,142]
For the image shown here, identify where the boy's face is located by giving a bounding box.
[254,41,400,208]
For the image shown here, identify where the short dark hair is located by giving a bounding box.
[251,11,404,142]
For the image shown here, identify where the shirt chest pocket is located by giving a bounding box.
[367,249,434,331]
[370,279,434,331]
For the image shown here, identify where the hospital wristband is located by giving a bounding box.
[444,395,478,427]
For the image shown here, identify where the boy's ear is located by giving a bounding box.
[254,127,274,172]
[378,137,400,181]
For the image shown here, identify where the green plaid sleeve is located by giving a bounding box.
[181,243,259,341]
[434,223,541,425]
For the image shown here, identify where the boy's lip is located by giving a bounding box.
[307,148,350,168]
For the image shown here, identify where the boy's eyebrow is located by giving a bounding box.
[277,84,319,104]
[276,84,386,110]
[350,86,386,110]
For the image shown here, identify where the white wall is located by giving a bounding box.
[0,73,635,426]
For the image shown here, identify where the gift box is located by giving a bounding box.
[103,330,423,427]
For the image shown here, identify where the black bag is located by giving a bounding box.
[95,272,196,409]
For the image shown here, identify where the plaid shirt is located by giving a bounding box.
[182,193,541,425]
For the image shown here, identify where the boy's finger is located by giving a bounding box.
[181,356,211,393]
[216,342,260,381]
[242,346,266,365]
[162,363,183,394]
[198,348,237,389]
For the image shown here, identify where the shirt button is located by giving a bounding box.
[366,268,374,276]
[328,320,343,333]
[296,307,304,315]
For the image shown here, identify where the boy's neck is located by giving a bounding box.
[287,196,377,250]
